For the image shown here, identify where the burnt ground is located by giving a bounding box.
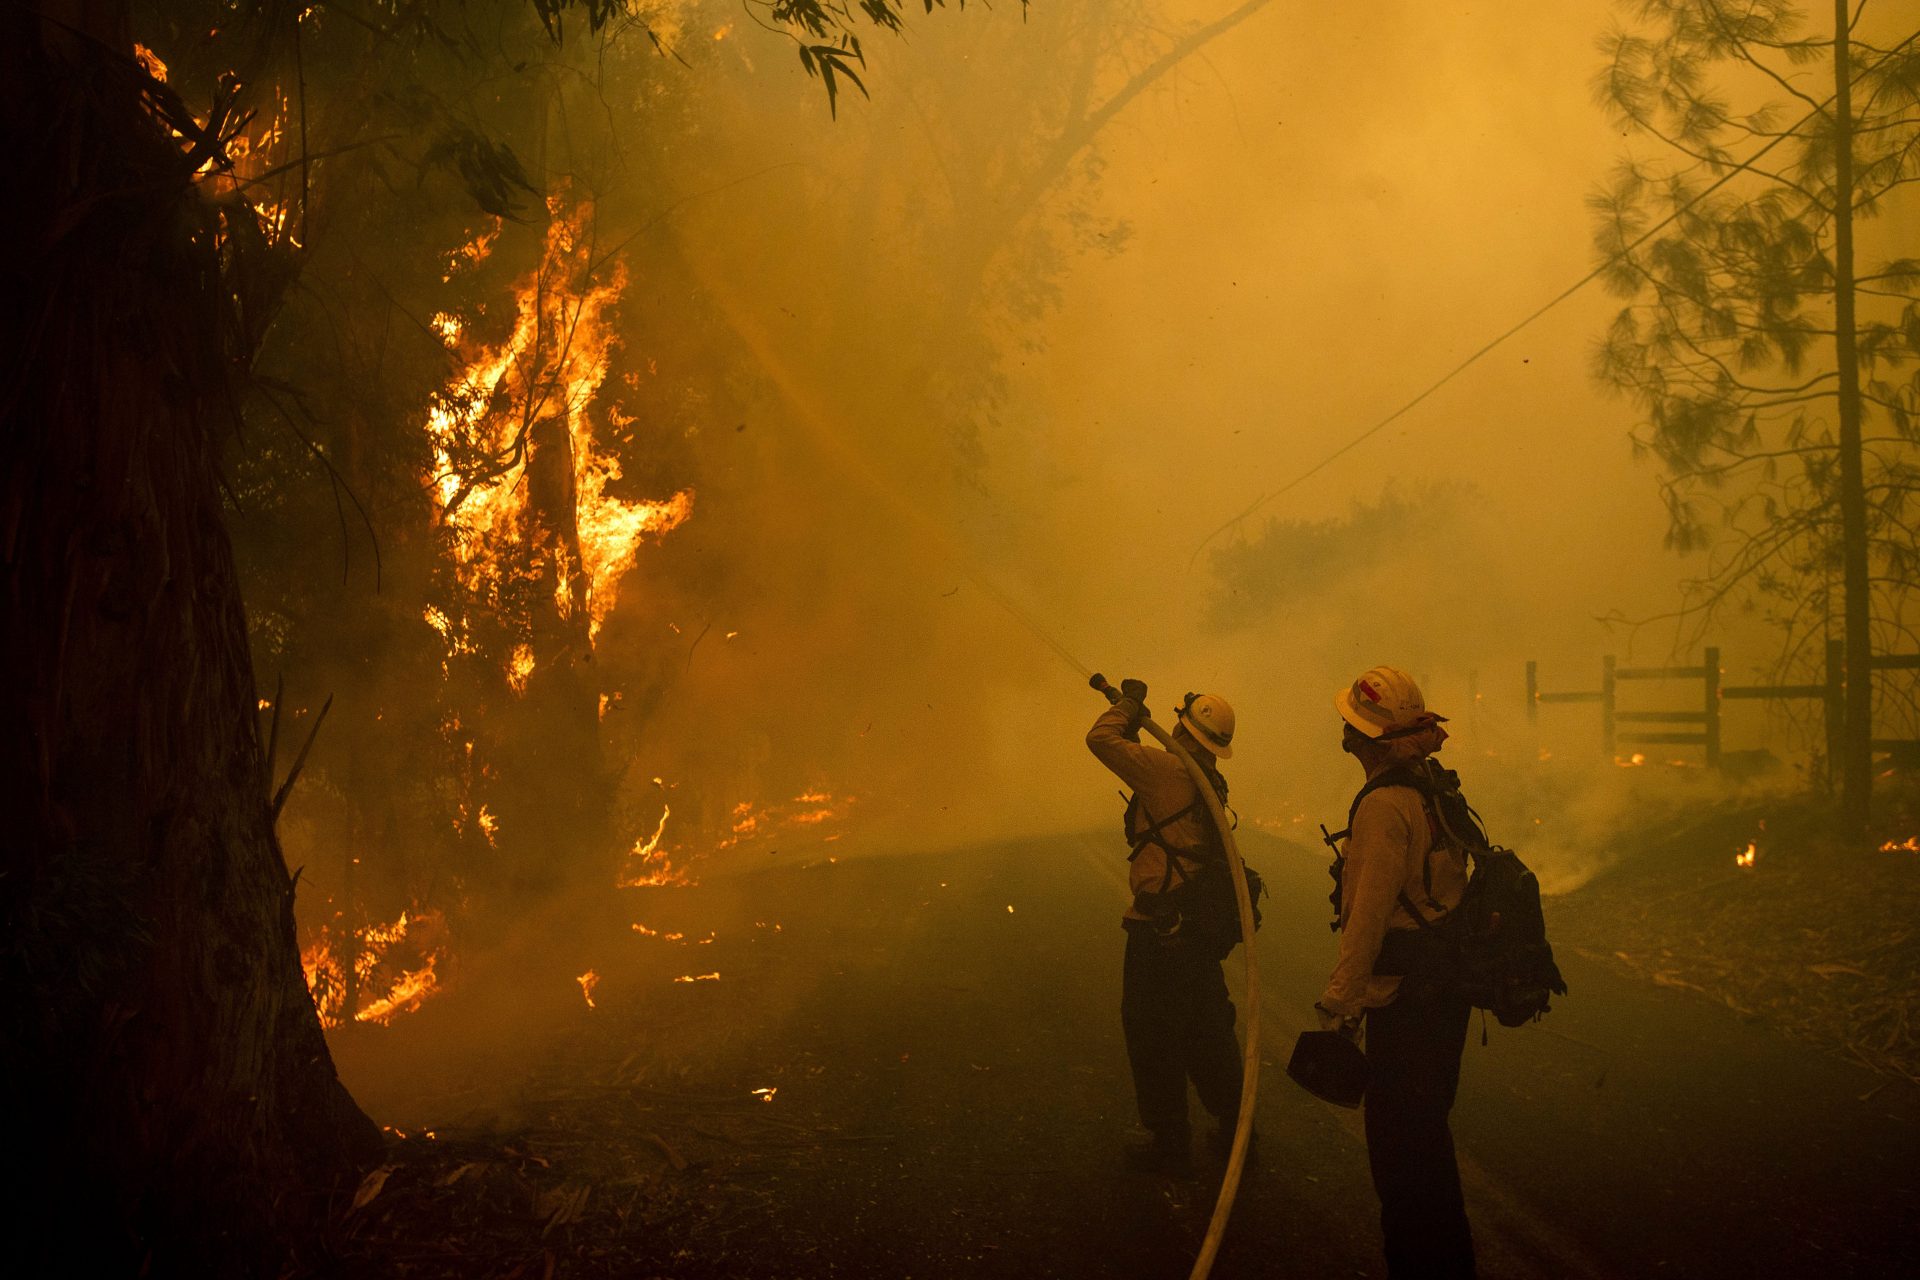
[317,828,1920,1279]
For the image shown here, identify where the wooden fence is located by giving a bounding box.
[1526,641,1920,770]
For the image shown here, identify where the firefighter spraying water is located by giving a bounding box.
[1086,673,1262,1280]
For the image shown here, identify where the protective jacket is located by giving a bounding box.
[1320,771,1468,1018]
[1086,704,1220,923]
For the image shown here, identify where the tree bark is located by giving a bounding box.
[1831,0,1873,829]
[0,4,379,1272]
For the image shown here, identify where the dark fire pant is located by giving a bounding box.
[1363,987,1476,1279]
[1120,925,1242,1140]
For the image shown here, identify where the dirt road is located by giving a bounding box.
[335,832,1920,1278]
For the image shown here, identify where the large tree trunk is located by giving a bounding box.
[0,4,379,1272]
[1831,1,1873,829]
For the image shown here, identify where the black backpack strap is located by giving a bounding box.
[1127,798,1204,860]
[1125,799,1215,901]
[1323,765,1425,848]
[1125,762,1230,876]
[1417,804,1441,909]
[1327,766,1446,931]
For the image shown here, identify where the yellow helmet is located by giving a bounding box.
[1177,692,1236,759]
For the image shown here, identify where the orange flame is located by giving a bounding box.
[133,43,168,82]
[302,907,448,1028]
[1881,837,1920,853]
[576,970,600,1008]
[424,196,693,688]
[1735,842,1757,869]
[507,643,536,694]
[621,799,692,888]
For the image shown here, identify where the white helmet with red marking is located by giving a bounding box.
[1336,666,1444,739]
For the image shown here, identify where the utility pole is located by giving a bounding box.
[1832,0,1872,828]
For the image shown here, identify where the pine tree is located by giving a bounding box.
[1590,0,1920,825]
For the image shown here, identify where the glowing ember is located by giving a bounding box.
[576,970,599,1008]
[1614,752,1647,767]
[751,1087,777,1103]
[1881,837,1920,853]
[1735,842,1757,869]
[674,972,721,983]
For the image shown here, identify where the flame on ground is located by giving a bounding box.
[577,970,600,1008]
[621,800,691,888]
[302,907,448,1029]
[1882,837,1920,853]
[717,792,858,851]
[622,783,856,903]
[1735,842,1757,869]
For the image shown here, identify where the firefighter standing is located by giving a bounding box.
[1319,666,1476,1279]
[1086,679,1242,1174]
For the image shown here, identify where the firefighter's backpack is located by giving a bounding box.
[1323,758,1567,1027]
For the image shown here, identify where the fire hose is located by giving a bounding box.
[1090,673,1259,1280]
[691,281,1261,1271]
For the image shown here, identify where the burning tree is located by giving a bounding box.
[3,0,966,1267]
[208,0,961,988]
[1589,0,1920,825]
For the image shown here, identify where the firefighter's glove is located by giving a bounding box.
[1314,1001,1363,1042]
[1116,678,1150,732]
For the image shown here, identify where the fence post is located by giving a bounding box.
[1825,637,1845,792]
[1704,645,1722,769]
[1526,661,1538,730]
[1601,655,1616,758]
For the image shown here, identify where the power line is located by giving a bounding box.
[1188,24,1920,568]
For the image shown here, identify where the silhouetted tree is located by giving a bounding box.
[1206,483,1476,631]
[1590,0,1920,825]
[1,3,379,1272]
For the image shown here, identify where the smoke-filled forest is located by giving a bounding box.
[5,0,1919,1276]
